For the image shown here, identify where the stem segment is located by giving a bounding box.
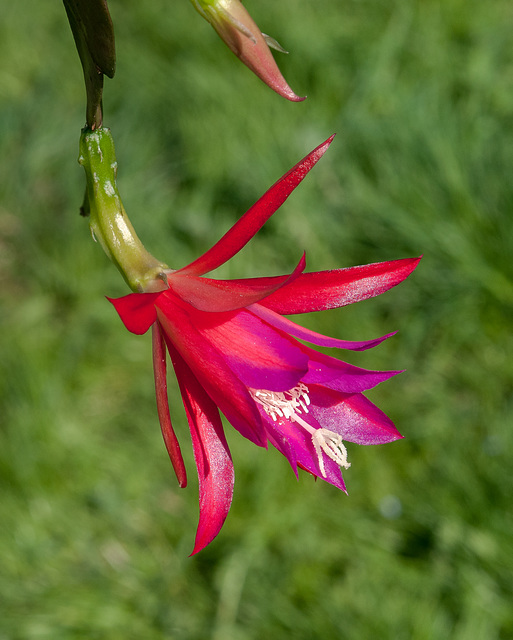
[79,127,169,292]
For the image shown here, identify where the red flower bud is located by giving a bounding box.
[191,0,305,101]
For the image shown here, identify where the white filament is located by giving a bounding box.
[251,383,350,478]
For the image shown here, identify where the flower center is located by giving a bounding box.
[250,383,351,478]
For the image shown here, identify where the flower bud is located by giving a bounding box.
[190,0,305,101]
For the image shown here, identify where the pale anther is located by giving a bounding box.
[250,383,351,478]
[312,429,351,478]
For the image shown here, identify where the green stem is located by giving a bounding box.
[64,0,116,129]
[79,127,169,292]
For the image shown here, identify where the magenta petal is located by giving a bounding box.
[250,303,394,351]
[307,384,403,445]
[175,137,335,277]
[186,307,309,392]
[261,257,422,314]
[152,324,187,488]
[168,342,234,556]
[302,347,401,392]
[107,292,161,335]
[169,254,306,312]
[259,416,298,477]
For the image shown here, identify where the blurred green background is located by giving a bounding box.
[1,0,512,638]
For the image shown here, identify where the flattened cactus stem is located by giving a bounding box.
[78,127,169,292]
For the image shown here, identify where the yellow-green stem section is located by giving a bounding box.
[79,127,168,292]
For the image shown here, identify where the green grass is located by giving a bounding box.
[1,0,512,638]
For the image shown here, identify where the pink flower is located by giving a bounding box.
[109,136,420,554]
[190,0,304,101]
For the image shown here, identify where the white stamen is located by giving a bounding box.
[312,429,351,478]
[250,383,351,478]
[252,382,310,422]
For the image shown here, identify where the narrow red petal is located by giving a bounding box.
[169,253,306,312]
[175,137,335,277]
[168,342,234,556]
[260,257,422,315]
[107,292,161,335]
[152,324,187,488]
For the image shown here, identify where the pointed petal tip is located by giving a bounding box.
[177,136,335,277]
[309,133,336,161]
[189,543,204,557]
[189,540,208,557]
[320,133,337,148]
[260,73,305,102]
[152,325,188,488]
[383,426,404,443]
[336,481,349,496]
[261,254,418,316]
[406,255,422,273]
[319,133,336,148]
[286,92,307,103]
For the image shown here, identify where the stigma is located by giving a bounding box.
[250,383,351,478]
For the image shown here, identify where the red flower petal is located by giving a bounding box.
[175,136,335,277]
[168,342,234,556]
[260,257,422,315]
[169,253,305,312]
[107,292,161,335]
[152,324,187,488]
[156,296,267,447]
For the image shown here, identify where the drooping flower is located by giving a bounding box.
[190,0,304,101]
[109,136,420,554]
